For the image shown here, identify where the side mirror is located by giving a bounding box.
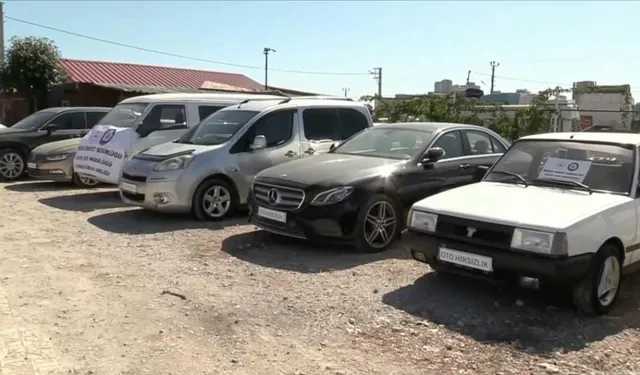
[43,124,59,135]
[475,165,490,181]
[329,141,341,151]
[250,135,267,150]
[420,147,445,165]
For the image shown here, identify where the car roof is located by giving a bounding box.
[373,122,491,133]
[218,97,368,112]
[41,107,112,113]
[120,93,285,104]
[519,132,640,146]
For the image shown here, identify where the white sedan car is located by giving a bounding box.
[402,132,639,315]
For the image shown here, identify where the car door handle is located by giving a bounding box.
[285,150,297,157]
[304,148,315,155]
[459,163,471,169]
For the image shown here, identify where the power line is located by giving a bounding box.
[5,15,370,76]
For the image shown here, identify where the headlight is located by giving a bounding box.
[310,186,354,206]
[407,209,438,232]
[510,228,557,254]
[45,153,69,161]
[152,155,194,172]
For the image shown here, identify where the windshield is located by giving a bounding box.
[179,109,259,146]
[332,128,433,160]
[484,139,635,195]
[11,111,58,130]
[96,103,148,128]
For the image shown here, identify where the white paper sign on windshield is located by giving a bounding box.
[73,125,139,185]
[538,157,592,183]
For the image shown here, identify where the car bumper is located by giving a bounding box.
[248,193,361,243]
[401,230,593,286]
[119,178,191,214]
[27,158,73,182]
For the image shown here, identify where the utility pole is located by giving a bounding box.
[489,61,499,94]
[466,70,471,85]
[369,67,382,97]
[342,87,350,98]
[0,2,5,67]
[263,47,275,90]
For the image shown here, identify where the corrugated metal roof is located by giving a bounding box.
[94,83,207,94]
[60,59,265,92]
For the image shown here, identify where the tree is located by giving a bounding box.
[0,36,67,112]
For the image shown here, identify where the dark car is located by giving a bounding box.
[248,122,511,252]
[0,107,111,181]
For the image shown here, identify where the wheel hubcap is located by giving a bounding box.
[202,185,231,218]
[0,152,24,179]
[597,255,620,306]
[79,174,98,186]
[363,201,397,249]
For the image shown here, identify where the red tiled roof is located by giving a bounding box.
[59,58,265,92]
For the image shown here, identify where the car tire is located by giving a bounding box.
[72,172,100,188]
[354,193,401,253]
[572,244,623,315]
[0,148,26,181]
[192,178,238,221]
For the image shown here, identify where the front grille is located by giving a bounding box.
[435,215,515,250]
[253,182,305,211]
[122,172,147,183]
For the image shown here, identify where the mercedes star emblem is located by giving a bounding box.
[268,189,279,204]
[466,227,477,238]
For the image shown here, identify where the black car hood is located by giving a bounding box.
[257,153,406,187]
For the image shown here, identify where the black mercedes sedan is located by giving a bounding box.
[248,122,510,252]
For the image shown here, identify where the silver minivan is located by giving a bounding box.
[119,97,374,220]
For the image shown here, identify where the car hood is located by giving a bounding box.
[257,153,405,187]
[0,127,28,135]
[412,181,631,231]
[137,141,219,159]
[32,138,81,154]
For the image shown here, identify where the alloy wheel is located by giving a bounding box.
[79,174,99,186]
[363,201,397,249]
[0,152,24,179]
[202,185,232,218]
[597,255,620,307]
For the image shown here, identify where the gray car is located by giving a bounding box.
[119,97,374,220]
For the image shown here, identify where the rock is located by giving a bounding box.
[538,362,560,374]
[348,318,355,325]
[231,359,238,364]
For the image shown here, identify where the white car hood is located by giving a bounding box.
[413,181,631,231]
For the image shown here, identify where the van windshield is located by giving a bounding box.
[178,110,259,146]
[96,103,148,128]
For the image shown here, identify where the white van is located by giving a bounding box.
[72,92,286,184]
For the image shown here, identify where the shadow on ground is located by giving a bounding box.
[382,271,640,354]
[88,208,249,235]
[4,181,81,193]
[39,190,124,212]
[221,230,409,273]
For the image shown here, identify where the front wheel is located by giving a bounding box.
[353,194,401,253]
[572,245,622,315]
[0,148,25,181]
[72,172,100,188]
[192,178,237,221]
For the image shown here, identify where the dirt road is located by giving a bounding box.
[1,181,640,375]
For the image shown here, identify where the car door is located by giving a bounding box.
[298,107,371,157]
[132,104,188,155]
[460,129,508,174]
[85,111,108,129]
[39,111,87,146]
[397,130,470,206]
[230,109,299,197]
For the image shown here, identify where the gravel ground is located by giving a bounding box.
[1,180,640,375]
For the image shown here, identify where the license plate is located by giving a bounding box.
[120,182,137,194]
[438,247,493,272]
[257,206,287,223]
[27,162,36,169]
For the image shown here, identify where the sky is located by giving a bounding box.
[3,1,640,99]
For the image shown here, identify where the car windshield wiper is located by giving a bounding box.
[531,178,592,195]
[489,170,528,186]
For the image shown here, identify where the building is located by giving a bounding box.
[480,92,520,105]
[434,79,452,93]
[572,82,634,130]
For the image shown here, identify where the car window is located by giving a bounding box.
[139,104,187,133]
[302,108,340,142]
[198,105,225,121]
[337,108,369,140]
[243,110,294,149]
[86,112,107,127]
[485,140,634,195]
[491,137,507,153]
[463,130,495,155]
[51,112,86,130]
[333,128,433,160]
[432,131,464,159]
